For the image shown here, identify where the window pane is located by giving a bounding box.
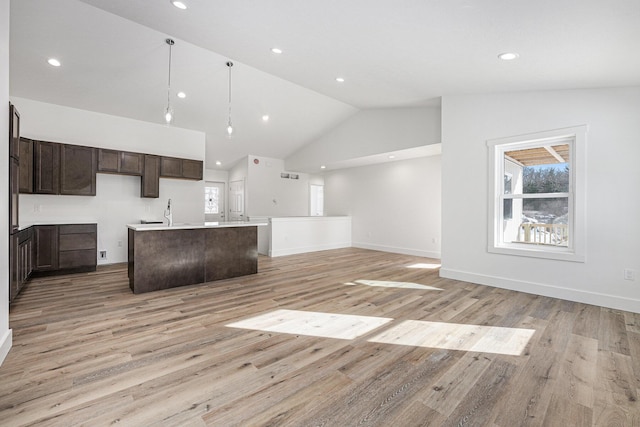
[204,186,219,214]
[505,144,570,194]
[503,197,569,247]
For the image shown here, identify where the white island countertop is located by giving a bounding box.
[127,220,268,231]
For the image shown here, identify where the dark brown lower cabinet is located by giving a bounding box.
[33,223,97,273]
[58,224,97,270]
[9,234,19,303]
[34,225,58,271]
[9,228,34,303]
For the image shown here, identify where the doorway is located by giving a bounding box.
[204,181,225,222]
[229,179,245,221]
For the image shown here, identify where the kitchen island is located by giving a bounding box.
[127,221,267,294]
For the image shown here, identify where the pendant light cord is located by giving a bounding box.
[227,61,233,124]
[167,39,173,106]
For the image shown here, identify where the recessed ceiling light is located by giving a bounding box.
[320,165,326,169]
[388,155,396,159]
[271,48,283,54]
[171,1,187,10]
[215,161,222,166]
[498,52,519,61]
[262,115,269,122]
[177,91,186,99]
[47,58,61,67]
[335,77,345,83]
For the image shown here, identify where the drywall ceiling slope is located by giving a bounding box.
[79,0,640,109]
[9,0,357,169]
[285,107,441,173]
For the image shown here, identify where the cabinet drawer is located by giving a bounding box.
[59,224,97,235]
[59,250,96,269]
[59,233,96,251]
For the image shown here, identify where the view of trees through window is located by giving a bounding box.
[522,164,569,224]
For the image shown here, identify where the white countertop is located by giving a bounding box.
[127,220,268,231]
[19,220,98,231]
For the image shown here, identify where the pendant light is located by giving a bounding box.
[226,61,234,137]
[164,38,175,124]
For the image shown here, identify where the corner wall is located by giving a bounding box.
[325,156,441,258]
[441,87,640,313]
[14,97,206,265]
[0,0,12,365]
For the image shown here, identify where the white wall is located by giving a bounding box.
[441,87,640,313]
[13,98,206,265]
[285,107,441,172]
[325,156,442,258]
[247,155,311,217]
[269,216,352,257]
[1,0,12,366]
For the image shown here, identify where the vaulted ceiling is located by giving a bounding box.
[10,0,640,169]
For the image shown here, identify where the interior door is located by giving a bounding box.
[229,179,245,221]
[204,181,225,222]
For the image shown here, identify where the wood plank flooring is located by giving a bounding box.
[1,248,639,426]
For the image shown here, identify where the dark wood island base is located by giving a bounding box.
[127,224,260,294]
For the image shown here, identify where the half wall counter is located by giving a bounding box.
[127,220,267,294]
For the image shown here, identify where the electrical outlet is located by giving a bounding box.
[623,269,636,281]
[99,250,107,260]
[117,240,123,247]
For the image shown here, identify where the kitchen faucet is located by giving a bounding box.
[164,198,173,226]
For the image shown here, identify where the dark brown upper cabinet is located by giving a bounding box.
[119,151,144,175]
[160,156,183,178]
[34,140,60,194]
[141,155,160,198]
[182,159,203,180]
[9,103,20,160]
[98,149,143,176]
[60,144,97,196]
[160,156,203,180]
[19,137,34,193]
[97,148,119,173]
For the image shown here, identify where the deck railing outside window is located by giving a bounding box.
[517,223,568,247]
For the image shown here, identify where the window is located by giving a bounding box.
[204,185,220,214]
[487,126,586,262]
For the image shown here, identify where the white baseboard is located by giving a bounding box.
[0,329,12,367]
[269,242,351,257]
[440,268,640,314]
[352,242,441,260]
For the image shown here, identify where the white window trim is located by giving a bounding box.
[487,125,587,262]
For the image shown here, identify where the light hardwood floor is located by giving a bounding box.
[1,248,638,426]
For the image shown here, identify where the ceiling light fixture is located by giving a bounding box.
[320,165,326,169]
[177,91,186,99]
[262,115,269,122]
[498,52,519,61]
[171,1,187,10]
[226,61,234,138]
[271,48,283,54]
[215,161,222,166]
[335,77,345,83]
[47,58,61,67]
[164,38,175,124]
[388,155,396,159]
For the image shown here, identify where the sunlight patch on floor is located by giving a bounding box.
[367,320,535,356]
[406,263,441,269]
[226,309,393,340]
[345,280,442,290]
